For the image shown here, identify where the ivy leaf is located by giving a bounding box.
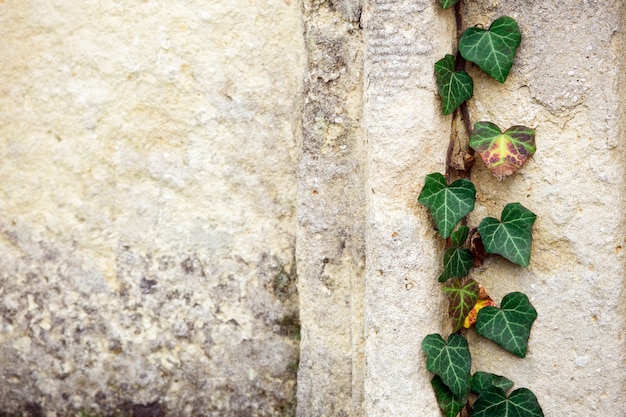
[478,203,536,267]
[438,247,473,282]
[418,173,476,239]
[431,376,467,417]
[470,387,544,417]
[459,16,522,83]
[435,54,474,115]
[471,372,514,394]
[439,226,473,282]
[463,290,496,329]
[442,279,479,331]
[476,292,538,357]
[438,0,461,9]
[422,333,472,398]
[451,225,470,247]
[469,122,536,180]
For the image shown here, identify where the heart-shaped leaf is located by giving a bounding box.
[478,203,536,266]
[470,122,536,180]
[476,292,538,357]
[438,0,460,9]
[431,376,467,417]
[422,333,472,397]
[443,279,479,331]
[418,173,476,239]
[459,16,522,83]
[471,372,514,394]
[435,54,474,115]
[470,387,544,417]
[439,247,474,282]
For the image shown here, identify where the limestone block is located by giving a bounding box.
[297,1,366,416]
[360,0,625,416]
[362,1,455,415]
[0,1,304,415]
[461,1,626,415]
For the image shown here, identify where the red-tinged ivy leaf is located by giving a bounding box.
[438,0,461,9]
[471,372,514,395]
[469,122,536,180]
[470,386,544,417]
[443,279,479,332]
[463,291,496,329]
[422,333,472,398]
[431,375,467,417]
[478,203,536,267]
[459,16,522,83]
[476,292,538,358]
[418,173,476,239]
[435,54,474,115]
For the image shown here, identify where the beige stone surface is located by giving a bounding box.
[297,1,366,416]
[0,1,304,415]
[360,0,626,416]
[462,1,626,415]
[0,0,624,416]
[362,1,455,415]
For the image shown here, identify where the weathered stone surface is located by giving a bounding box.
[462,1,626,416]
[0,1,304,415]
[0,0,625,416]
[362,1,454,416]
[359,0,625,416]
[297,1,366,416]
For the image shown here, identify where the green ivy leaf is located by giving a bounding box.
[438,248,474,282]
[476,292,538,357]
[438,0,461,9]
[471,372,514,394]
[459,16,522,83]
[451,225,470,247]
[442,279,479,331]
[418,173,476,239]
[431,376,467,417]
[422,333,472,398]
[435,54,474,115]
[470,387,544,417]
[469,122,536,180]
[478,203,536,266]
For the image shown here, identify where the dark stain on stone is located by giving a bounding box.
[95,390,107,406]
[181,256,203,275]
[24,403,43,417]
[139,277,158,294]
[131,401,163,417]
[275,314,301,340]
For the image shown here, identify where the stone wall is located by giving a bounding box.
[0,1,304,416]
[0,1,624,416]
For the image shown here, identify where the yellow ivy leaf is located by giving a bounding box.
[463,288,496,328]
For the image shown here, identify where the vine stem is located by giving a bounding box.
[451,1,475,180]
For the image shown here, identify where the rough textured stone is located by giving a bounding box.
[297,1,366,416]
[462,1,626,416]
[361,1,454,416]
[360,0,626,416]
[0,1,304,415]
[0,0,625,416]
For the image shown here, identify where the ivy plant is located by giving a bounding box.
[417,1,544,416]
